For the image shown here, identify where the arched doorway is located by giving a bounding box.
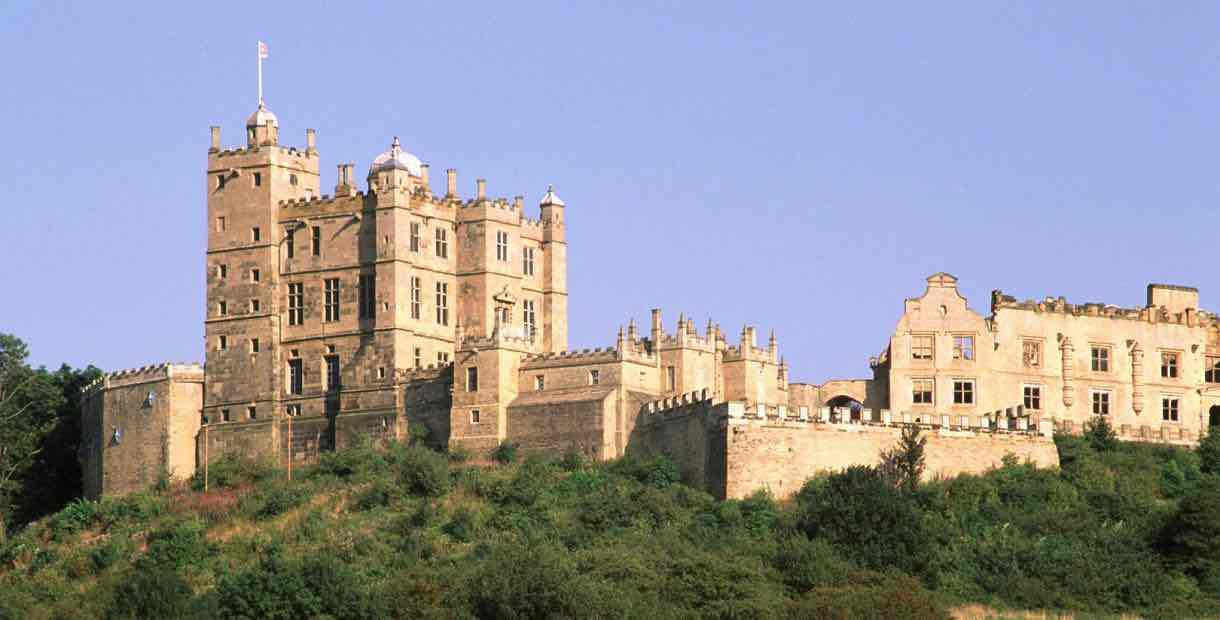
[1209,405,1220,429]
[826,395,864,423]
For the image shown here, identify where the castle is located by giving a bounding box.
[80,93,1220,501]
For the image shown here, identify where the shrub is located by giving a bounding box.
[878,425,927,493]
[191,454,277,490]
[216,552,383,620]
[1199,430,1220,475]
[51,498,100,538]
[1161,477,1220,577]
[105,565,197,620]
[560,448,587,472]
[607,455,680,488]
[492,441,519,465]
[788,575,949,620]
[142,519,213,569]
[397,446,451,497]
[1084,416,1118,452]
[311,443,384,481]
[242,484,312,520]
[89,537,129,572]
[775,536,855,593]
[353,479,402,511]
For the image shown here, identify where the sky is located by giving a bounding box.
[2,1,1218,383]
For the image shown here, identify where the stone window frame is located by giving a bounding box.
[435,227,448,259]
[1161,394,1181,422]
[911,378,934,405]
[952,334,975,361]
[522,299,536,337]
[247,406,257,421]
[435,282,449,326]
[250,337,260,354]
[413,347,422,369]
[466,366,479,392]
[535,375,545,391]
[288,358,304,395]
[218,300,227,316]
[251,227,261,243]
[523,246,535,276]
[410,277,422,320]
[251,268,260,283]
[251,299,261,313]
[1022,338,1043,368]
[323,278,341,322]
[437,351,450,364]
[911,334,934,361]
[1160,350,1182,380]
[409,222,421,252]
[589,369,600,386]
[287,282,304,326]
[1090,344,1112,373]
[1023,383,1043,411]
[470,409,481,425]
[325,355,341,392]
[358,274,376,320]
[952,378,975,405]
[286,228,295,258]
[217,264,228,279]
[311,226,321,257]
[1207,355,1220,384]
[495,230,510,262]
[221,408,231,423]
[666,366,677,391]
[217,335,227,351]
[1090,388,1112,416]
[286,404,301,417]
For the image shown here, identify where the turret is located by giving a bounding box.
[246,103,279,147]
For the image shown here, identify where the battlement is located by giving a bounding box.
[83,362,204,397]
[211,145,317,161]
[522,347,620,366]
[394,363,454,383]
[991,289,1214,328]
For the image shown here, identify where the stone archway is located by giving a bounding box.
[826,395,864,423]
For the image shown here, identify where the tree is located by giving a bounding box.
[1198,428,1220,475]
[0,334,62,542]
[879,425,926,493]
[1084,416,1117,452]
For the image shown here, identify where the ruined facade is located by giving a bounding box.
[79,92,1220,500]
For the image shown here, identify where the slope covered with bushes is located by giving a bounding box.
[3,423,1220,619]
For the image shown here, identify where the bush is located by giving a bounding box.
[788,575,949,620]
[141,519,213,569]
[1199,430,1220,475]
[51,498,100,538]
[192,454,277,490]
[216,552,384,619]
[1161,477,1220,577]
[106,565,197,619]
[775,536,855,593]
[397,445,451,497]
[492,441,519,465]
[607,455,680,488]
[242,483,312,520]
[1084,416,1118,452]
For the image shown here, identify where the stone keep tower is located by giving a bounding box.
[204,102,320,427]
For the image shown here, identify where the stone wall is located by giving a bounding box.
[506,388,615,459]
[630,397,1059,500]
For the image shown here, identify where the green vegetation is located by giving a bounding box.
[5,333,1220,617]
[3,423,1220,619]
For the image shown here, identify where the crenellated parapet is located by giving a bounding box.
[83,362,204,397]
[991,289,1215,328]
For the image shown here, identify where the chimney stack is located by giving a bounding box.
[476,178,486,200]
[306,128,317,154]
[446,169,457,197]
[209,126,221,152]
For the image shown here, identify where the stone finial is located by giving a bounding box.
[627,318,638,342]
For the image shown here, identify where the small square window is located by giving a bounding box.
[247,406,257,420]
[589,369,600,386]
[250,338,260,353]
[953,335,974,361]
[218,300,227,316]
[535,375,545,391]
[218,335,227,350]
[1161,352,1180,379]
[221,408,231,422]
[953,380,975,405]
[252,227,261,242]
[251,268,260,282]
[1023,385,1042,410]
[287,404,301,417]
[1023,340,1042,368]
[377,367,386,380]
[912,379,933,405]
[253,172,262,187]
[1091,346,1111,372]
[471,409,481,425]
[1162,397,1180,422]
[216,216,226,232]
[251,299,261,313]
[912,335,934,360]
[1091,390,1111,416]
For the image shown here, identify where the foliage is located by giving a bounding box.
[106,565,201,619]
[878,424,927,492]
[1198,429,1220,475]
[1083,415,1118,452]
[492,440,519,464]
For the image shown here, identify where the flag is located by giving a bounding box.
[258,41,269,59]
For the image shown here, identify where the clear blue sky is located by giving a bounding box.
[2,1,1218,383]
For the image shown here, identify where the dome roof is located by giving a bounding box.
[540,184,565,207]
[370,137,423,177]
[246,102,278,127]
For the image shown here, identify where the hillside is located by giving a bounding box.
[3,426,1220,619]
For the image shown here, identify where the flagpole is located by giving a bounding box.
[257,42,263,107]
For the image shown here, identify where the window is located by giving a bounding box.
[437,351,450,364]
[589,369,600,386]
[250,337,260,353]
[409,222,420,252]
[377,367,386,380]
[496,230,509,261]
[1023,385,1042,410]
[289,359,303,395]
[290,174,298,186]
[414,347,422,369]
[217,335,227,350]
[326,355,340,392]
[1161,352,1180,379]
[251,227,261,242]
[666,366,676,391]
[912,335,933,360]
[953,335,974,361]
[251,299,260,313]
[216,216,226,232]
[912,379,934,404]
[522,300,536,337]
[324,278,340,322]
[1023,340,1042,368]
[435,228,448,258]
[535,375,545,391]
[1208,356,1220,384]
[287,404,301,417]
[1091,346,1110,372]
[435,282,449,325]
[247,406,257,420]
[218,300,227,316]
[1163,397,1180,422]
[253,172,261,187]
[466,367,479,392]
[217,174,227,189]
[218,264,228,279]
[358,274,375,319]
[1091,390,1111,416]
[251,268,260,282]
[471,409,481,425]
[953,380,975,405]
[523,247,535,276]
[311,226,321,256]
[287,283,303,325]
[410,277,422,319]
[286,229,295,258]
[221,408,231,422]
